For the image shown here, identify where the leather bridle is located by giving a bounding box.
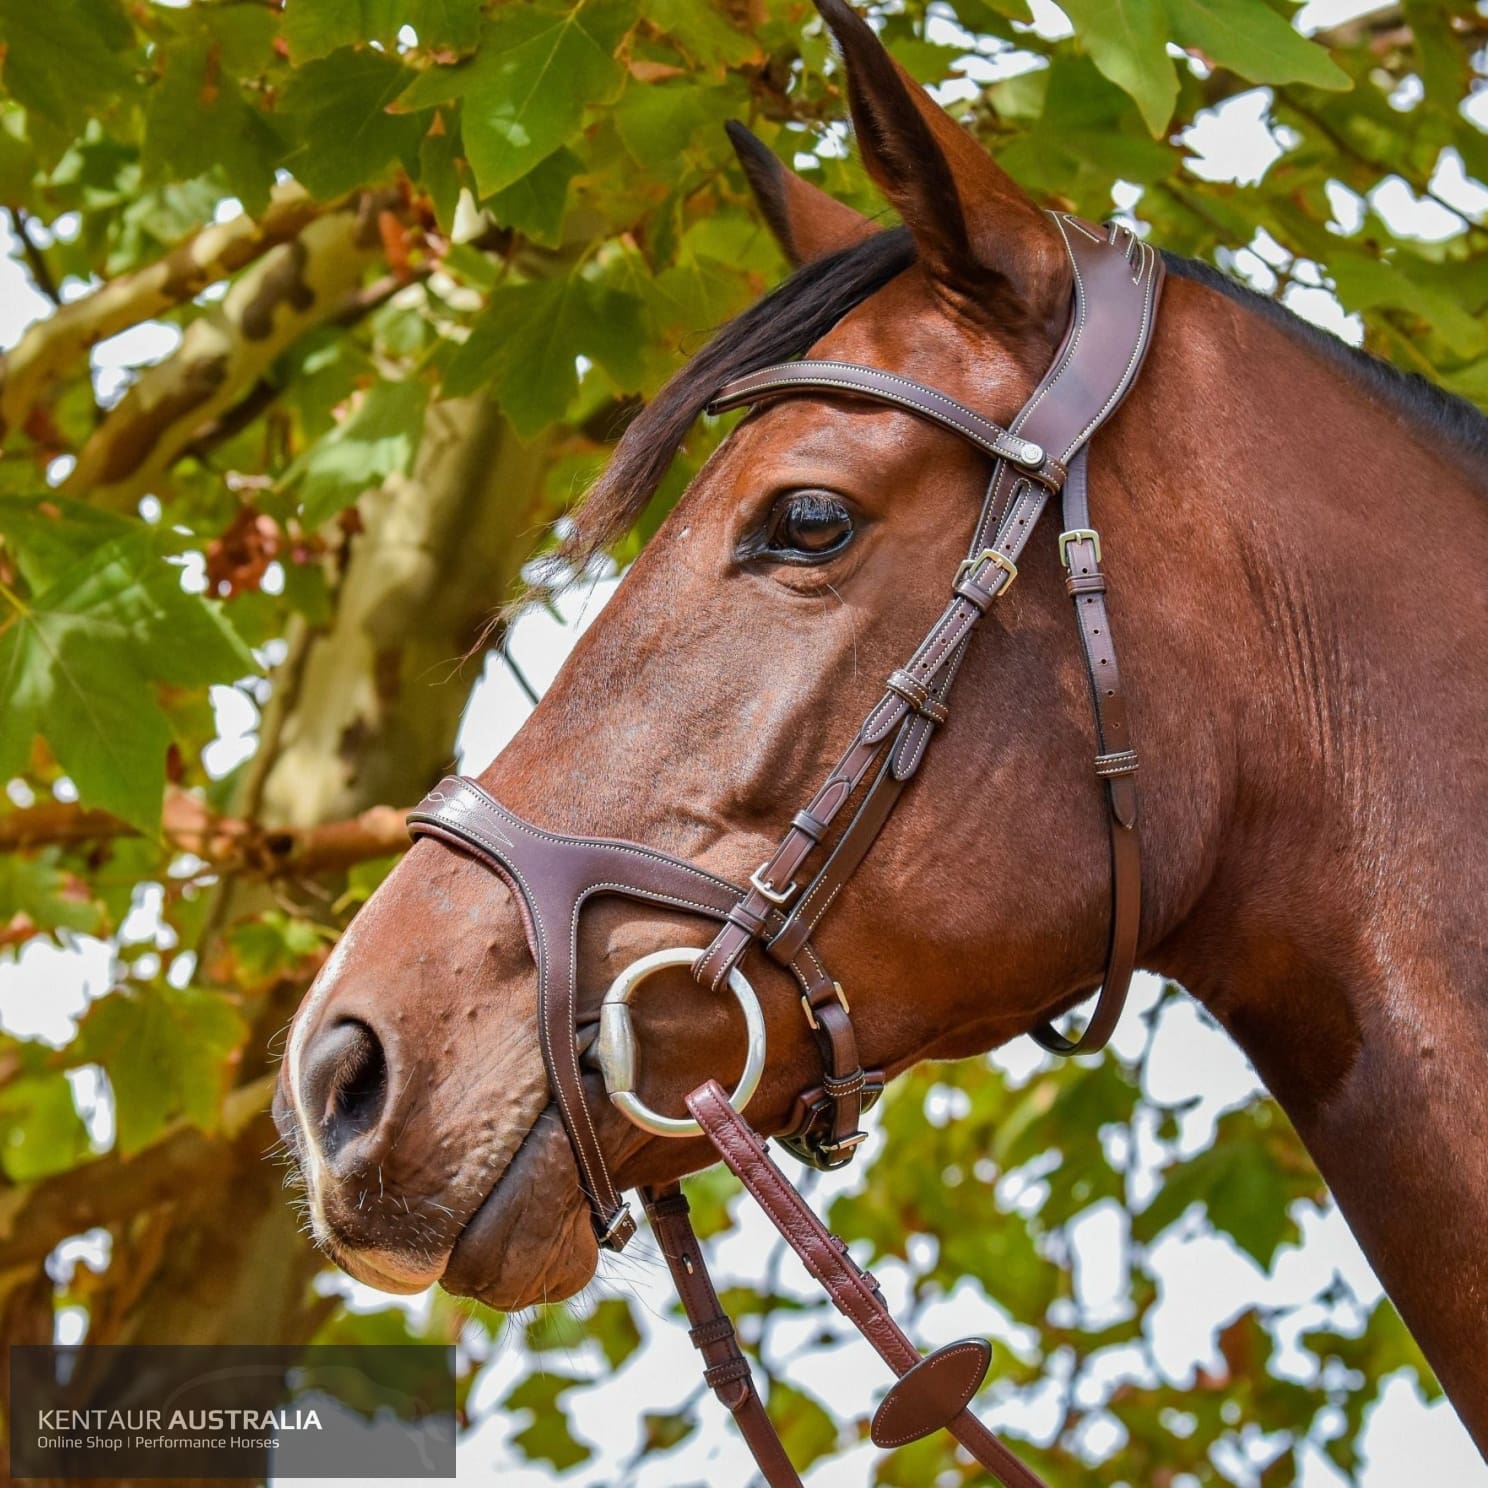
[407,216,1163,1486]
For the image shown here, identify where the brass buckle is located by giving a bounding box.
[749,863,799,906]
[954,548,1018,593]
[800,980,851,1031]
[1058,528,1101,568]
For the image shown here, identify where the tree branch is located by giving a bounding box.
[63,192,403,510]
[0,184,330,438]
[0,789,410,877]
[0,1075,277,1273]
[10,208,61,308]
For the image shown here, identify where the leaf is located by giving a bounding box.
[0,496,136,592]
[1328,251,1488,359]
[0,534,255,834]
[588,1297,641,1369]
[486,146,581,246]
[442,271,646,436]
[502,1372,590,1472]
[0,849,102,939]
[69,983,247,1156]
[1163,0,1350,91]
[141,39,285,216]
[641,0,763,71]
[227,911,332,982]
[397,0,636,197]
[1134,1103,1318,1269]
[765,1380,838,1470]
[0,1068,92,1181]
[287,379,430,525]
[279,47,425,199]
[1060,0,1178,136]
[283,0,484,65]
[0,0,135,134]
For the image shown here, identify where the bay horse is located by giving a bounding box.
[272,0,1488,1470]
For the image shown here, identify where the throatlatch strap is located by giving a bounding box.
[1030,448,1141,1054]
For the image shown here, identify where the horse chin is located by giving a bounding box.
[438,1104,599,1311]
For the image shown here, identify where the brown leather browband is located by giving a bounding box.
[408,216,1164,1487]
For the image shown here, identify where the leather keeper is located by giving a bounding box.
[953,577,997,612]
[790,807,829,842]
[689,1315,739,1348]
[884,668,930,711]
[704,1358,753,1390]
[1094,749,1139,777]
[725,899,769,938]
[822,1067,867,1098]
[1066,571,1107,596]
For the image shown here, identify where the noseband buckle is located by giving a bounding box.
[749,863,800,906]
[800,980,851,1031]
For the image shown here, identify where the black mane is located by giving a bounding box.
[567,228,1486,564]
[565,228,916,562]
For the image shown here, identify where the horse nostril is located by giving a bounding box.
[300,1019,390,1167]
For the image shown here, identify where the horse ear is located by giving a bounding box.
[726,120,877,267]
[814,0,1068,337]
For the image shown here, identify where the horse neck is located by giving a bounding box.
[1125,276,1488,1444]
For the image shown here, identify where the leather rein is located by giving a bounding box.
[408,216,1164,1486]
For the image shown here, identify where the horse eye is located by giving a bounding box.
[768,492,854,557]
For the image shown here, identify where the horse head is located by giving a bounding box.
[269,0,1195,1309]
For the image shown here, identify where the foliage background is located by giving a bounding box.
[0,0,1484,1482]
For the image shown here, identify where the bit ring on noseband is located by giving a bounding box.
[596,947,766,1138]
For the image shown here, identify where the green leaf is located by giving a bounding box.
[502,1372,590,1472]
[70,983,247,1156]
[141,39,285,216]
[0,849,102,938]
[1163,0,1350,90]
[640,0,763,71]
[0,533,255,834]
[442,270,646,436]
[1061,0,1178,136]
[279,47,425,199]
[227,911,333,982]
[0,1066,92,1181]
[765,1380,838,1470]
[0,495,136,592]
[397,0,635,197]
[287,379,430,525]
[486,146,581,246]
[588,1297,641,1369]
[417,115,469,234]
[0,0,135,134]
[1134,1104,1317,1269]
[1329,250,1488,359]
[283,0,484,65]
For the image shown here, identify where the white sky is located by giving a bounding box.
[3,1,1487,1481]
